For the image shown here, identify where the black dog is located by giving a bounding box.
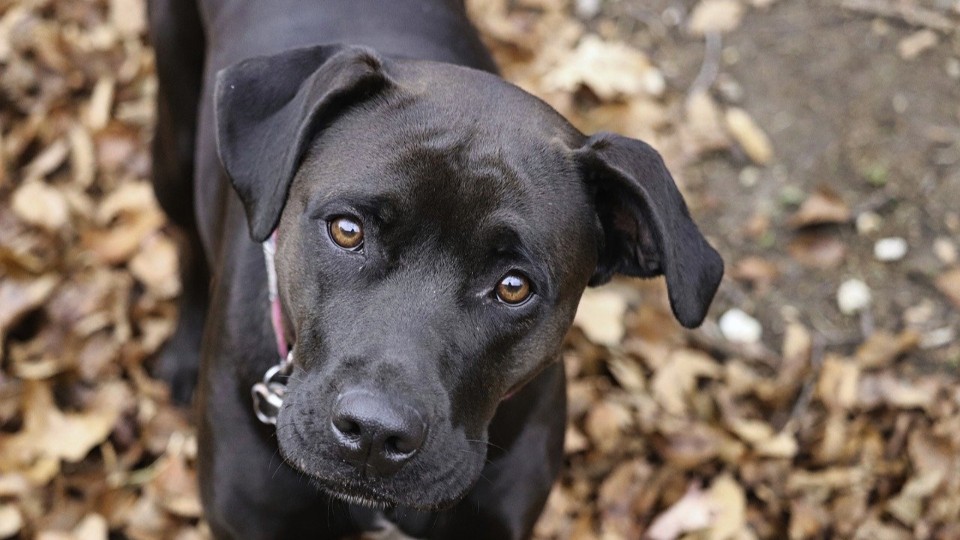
[147,0,723,538]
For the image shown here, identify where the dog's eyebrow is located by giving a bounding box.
[307,192,401,225]
[483,218,553,296]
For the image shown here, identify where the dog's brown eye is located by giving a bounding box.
[329,216,363,250]
[496,273,531,305]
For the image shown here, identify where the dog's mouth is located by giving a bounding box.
[313,478,397,509]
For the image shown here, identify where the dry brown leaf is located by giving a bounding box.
[574,288,627,347]
[787,232,846,269]
[754,431,798,459]
[0,381,131,466]
[85,78,115,130]
[543,35,660,100]
[725,107,774,165]
[68,125,96,188]
[0,274,59,338]
[706,473,746,540]
[757,322,812,404]
[730,256,779,290]
[853,519,912,540]
[682,90,731,157]
[886,470,943,526]
[82,209,165,264]
[0,504,23,538]
[129,235,181,299]
[651,349,721,416]
[787,467,862,493]
[789,499,829,539]
[688,0,745,36]
[607,354,646,393]
[23,139,70,181]
[857,373,938,410]
[814,411,848,464]
[645,482,716,540]
[37,513,108,540]
[817,355,859,410]
[788,188,851,228]
[583,400,632,452]
[564,424,589,454]
[151,455,202,519]
[11,181,71,231]
[110,0,147,38]
[855,330,920,369]
[934,267,960,309]
[656,422,722,470]
[597,460,650,539]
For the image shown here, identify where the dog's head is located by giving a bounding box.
[215,44,723,509]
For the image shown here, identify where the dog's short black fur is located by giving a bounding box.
[148,1,723,538]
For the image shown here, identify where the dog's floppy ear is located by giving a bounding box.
[576,132,723,328]
[215,44,392,241]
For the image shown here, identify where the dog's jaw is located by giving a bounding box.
[274,394,488,511]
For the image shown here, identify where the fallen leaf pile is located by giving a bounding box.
[0,0,199,537]
[0,0,956,538]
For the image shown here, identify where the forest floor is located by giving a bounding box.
[0,0,958,538]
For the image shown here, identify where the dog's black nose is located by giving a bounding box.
[330,391,426,477]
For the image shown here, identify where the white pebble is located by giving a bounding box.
[855,211,882,235]
[719,309,763,344]
[873,237,908,262]
[920,327,955,350]
[837,279,872,315]
[933,237,957,264]
[642,69,666,97]
[739,166,760,187]
[575,0,601,19]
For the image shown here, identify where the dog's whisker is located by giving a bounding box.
[464,438,506,453]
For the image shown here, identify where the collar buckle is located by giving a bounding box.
[251,350,294,425]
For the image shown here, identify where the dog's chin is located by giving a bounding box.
[276,432,482,511]
[288,462,474,512]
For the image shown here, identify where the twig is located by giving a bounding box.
[687,319,780,367]
[689,31,722,95]
[782,332,827,433]
[840,0,956,33]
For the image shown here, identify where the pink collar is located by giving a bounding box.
[251,231,293,425]
[262,231,289,358]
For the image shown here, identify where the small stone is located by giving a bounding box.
[837,279,872,315]
[933,237,957,264]
[719,309,763,344]
[739,166,760,187]
[874,237,908,262]
[642,68,666,97]
[574,0,602,19]
[716,74,744,103]
[947,58,960,80]
[892,93,909,114]
[688,0,745,36]
[920,327,954,350]
[904,300,935,326]
[856,212,882,235]
[779,185,805,207]
[897,29,938,60]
